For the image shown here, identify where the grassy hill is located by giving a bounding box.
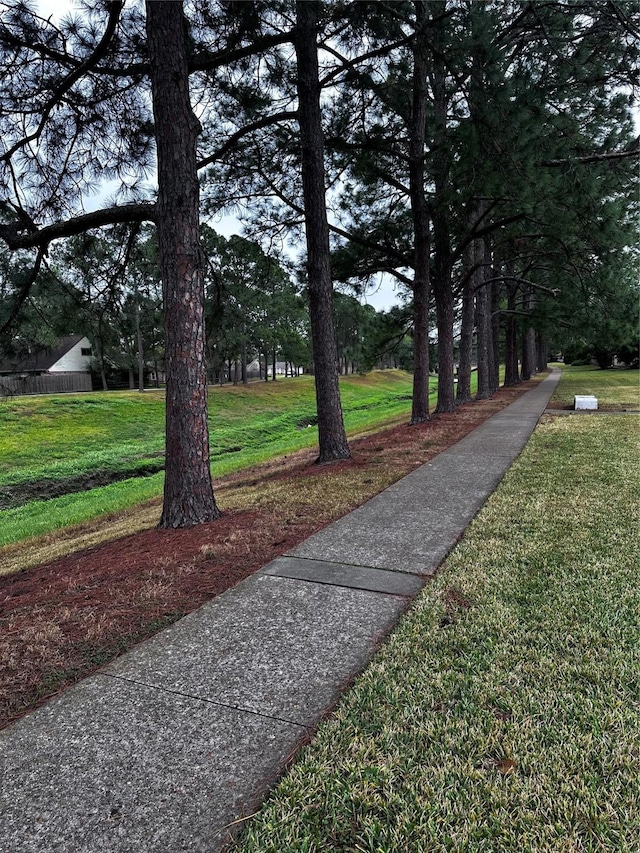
[0,370,421,547]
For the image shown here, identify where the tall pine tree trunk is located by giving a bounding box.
[521,287,536,380]
[468,7,500,397]
[146,1,219,527]
[241,337,248,385]
[431,1,455,414]
[482,239,497,394]
[135,290,144,392]
[295,0,350,461]
[474,204,492,400]
[433,253,456,412]
[521,328,537,379]
[409,0,431,423]
[475,276,492,399]
[536,330,548,372]
[503,280,521,386]
[490,270,501,394]
[456,242,476,405]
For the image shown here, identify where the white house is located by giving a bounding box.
[0,335,94,375]
[45,336,94,373]
[0,336,94,395]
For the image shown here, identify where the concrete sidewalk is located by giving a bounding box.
[0,370,561,853]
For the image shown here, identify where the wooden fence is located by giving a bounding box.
[0,373,92,397]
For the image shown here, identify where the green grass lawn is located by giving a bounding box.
[0,370,428,547]
[0,371,419,488]
[235,386,640,851]
[550,364,639,409]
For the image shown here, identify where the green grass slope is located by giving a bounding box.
[0,370,422,547]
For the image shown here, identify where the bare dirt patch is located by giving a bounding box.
[0,460,165,511]
[0,382,533,730]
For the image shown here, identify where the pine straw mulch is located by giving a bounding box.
[0,382,535,731]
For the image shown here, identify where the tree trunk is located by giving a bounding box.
[503,281,520,386]
[475,275,491,400]
[433,260,456,412]
[521,327,536,380]
[146,0,219,528]
[124,332,135,389]
[456,244,475,405]
[468,9,500,397]
[480,236,497,395]
[521,287,536,380]
[241,338,248,384]
[295,1,350,461]
[95,328,109,391]
[431,2,455,414]
[490,271,501,393]
[135,291,144,391]
[485,278,496,392]
[409,0,431,423]
[536,330,548,372]
[476,229,497,400]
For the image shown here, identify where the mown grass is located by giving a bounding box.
[549,363,639,409]
[0,477,164,549]
[0,371,417,487]
[235,409,640,850]
[0,371,430,547]
[0,393,165,486]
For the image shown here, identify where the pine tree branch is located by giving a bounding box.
[492,308,534,318]
[369,266,414,288]
[197,111,298,170]
[455,211,529,260]
[540,137,640,166]
[0,1,124,163]
[328,221,411,268]
[0,203,156,251]
[0,245,46,338]
[0,26,81,70]
[253,162,411,270]
[318,32,418,88]
[190,32,293,72]
[325,136,410,165]
[94,31,295,78]
[480,276,560,296]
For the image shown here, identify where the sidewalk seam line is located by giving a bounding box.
[97,672,310,731]
[261,571,418,597]
[277,555,425,578]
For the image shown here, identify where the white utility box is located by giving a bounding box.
[574,395,598,410]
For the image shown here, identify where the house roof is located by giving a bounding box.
[0,335,86,374]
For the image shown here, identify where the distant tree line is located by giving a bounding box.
[1,221,400,388]
[0,0,637,527]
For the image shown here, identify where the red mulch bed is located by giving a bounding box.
[0,383,534,730]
